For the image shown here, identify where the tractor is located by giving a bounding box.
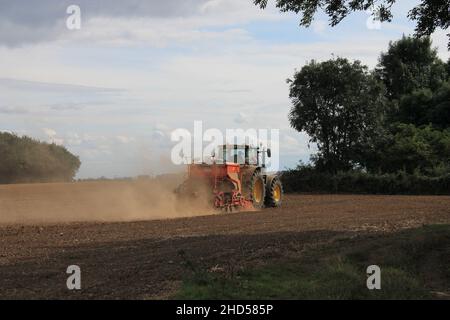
[175,144,283,211]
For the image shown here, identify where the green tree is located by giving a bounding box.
[375,36,447,100]
[429,81,450,129]
[0,132,81,184]
[396,88,433,126]
[395,82,450,129]
[254,0,450,48]
[447,59,450,79]
[368,124,450,175]
[288,58,386,173]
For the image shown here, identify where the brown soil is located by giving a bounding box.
[0,181,449,299]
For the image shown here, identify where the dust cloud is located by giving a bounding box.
[0,176,218,225]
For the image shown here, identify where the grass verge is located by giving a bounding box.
[174,224,450,299]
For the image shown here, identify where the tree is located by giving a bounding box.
[396,88,433,126]
[395,82,450,129]
[254,0,450,49]
[375,36,447,100]
[447,59,450,78]
[409,0,450,49]
[368,124,450,175]
[288,58,386,173]
[373,36,449,129]
[0,132,81,183]
[429,81,450,128]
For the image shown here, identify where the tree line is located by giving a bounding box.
[283,36,450,194]
[0,132,80,184]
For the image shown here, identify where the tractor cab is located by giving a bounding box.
[212,144,271,168]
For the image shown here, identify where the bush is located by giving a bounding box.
[282,166,450,195]
[367,124,450,175]
[0,132,81,184]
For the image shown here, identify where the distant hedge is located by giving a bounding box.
[282,168,450,195]
[0,132,81,184]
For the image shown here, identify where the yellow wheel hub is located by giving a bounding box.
[273,184,281,202]
[253,179,263,203]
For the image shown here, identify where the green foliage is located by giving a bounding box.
[285,36,449,186]
[429,81,450,128]
[376,36,447,100]
[372,124,450,175]
[396,88,433,127]
[282,166,450,195]
[288,57,386,173]
[397,81,450,130]
[254,0,450,48]
[447,59,450,78]
[408,1,450,49]
[0,132,81,184]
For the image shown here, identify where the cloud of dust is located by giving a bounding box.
[0,176,219,225]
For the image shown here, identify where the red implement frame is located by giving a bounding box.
[188,163,253,211]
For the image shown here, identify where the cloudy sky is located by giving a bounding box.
[0,0,448,178]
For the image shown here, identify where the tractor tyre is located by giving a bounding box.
[265,176,283,207]
[248,171,266,209]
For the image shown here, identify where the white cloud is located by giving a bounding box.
[66,132,82,145]
[43,127,57,137]
[234,112,248,124]
[1,1,448,178]
[311,20,327,34]
[116,135,135,144]
[431,29,450,61]
[43,127,65,145]
[0,0,281,47]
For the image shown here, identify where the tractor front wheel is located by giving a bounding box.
[265,176,283,207]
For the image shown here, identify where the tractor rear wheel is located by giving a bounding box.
[265,176,283,207]
[249,172,265,209]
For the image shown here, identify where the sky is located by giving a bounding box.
[0,0,449,179]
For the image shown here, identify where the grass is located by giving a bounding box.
[174,224,450,299]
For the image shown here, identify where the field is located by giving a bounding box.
[0,181,449,299]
